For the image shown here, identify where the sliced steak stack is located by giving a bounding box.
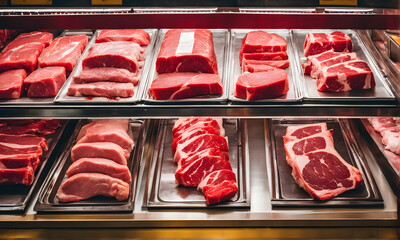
[148,29,223,100]
[283,123,362,200]
[0,119,59,185]
[68,29,150,98]
[302,32,375,92]
[172,117,237,205]
[57,119,133,203]
[368,117,400,172]
[235,31,289,100]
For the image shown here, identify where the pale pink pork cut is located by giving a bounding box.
[0,166,35,185]
[0,31,53,72]
[284,122,328,143]
[67,81,135,98]
[234,70,289,100]
[156,29,218,74]
[73,67,140,85]
[241,51,288,63]
[380,127,400,154]
[38,35,88,71]
[316,59,375,92]
[66,158,131,183]
[23,66,66,97]
[291,150,362,200]
[239,31,287,61]
[57,173,130,202]
[96,29,150,46]
[302,51,357,77]
[0,133,48,151]
[198,169,238,205]
[174,133,229,163]
[303,31,353,57]
[71,142,128,165]
[148,72,223,100]
[242,59,290,72]
[82,41,143,73]
[0,69,27,99]
[368,117,399,133]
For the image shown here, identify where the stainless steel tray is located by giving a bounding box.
[34,119,147,213]
[228,29,303,104]
[265,118,383,208]
[0,30,93,105]
[292,29,395,104]
[55,29,158,104]
[0,120,70,213]
[361,118,400,176]
[143,29,230,104]
[145,119,250,208]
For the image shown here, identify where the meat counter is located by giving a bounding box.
[0,6,399,239]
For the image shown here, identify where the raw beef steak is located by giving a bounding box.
[368,117,399,133]
[239,31,287,61]
[67,81,135,98]
[67,158,131,183]
[304,31,352,57]
[284,123,328,143]
[0,119,59,136]
[317,59,375,92]
[172,117,223,140]
[57,173,130,202]
[156,29,218,74]
[235,70,289,100]
[71,142,128,165]
[96,29,150,45]
[0,154,40,170]
[0,133,48,151]
[0,166,34,185]
[148,73,223,100]
[302,51,357,77]
[0,69,27,99]
[82,41,142,73]
[291,150,362,200]
[23,66,66,97]
[241,51,288,62]
[177,148,229,168]
[172,127,222,153]
[0,143,43,157]
[38,35,88,71]
[198,169,238,205]
[73,67,140,85]
[242,59,290,72]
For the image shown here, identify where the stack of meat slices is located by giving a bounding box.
[235,31,289,100]
[283,122,362,200]
[0,119,60,185]
[368,117,400,172]
[172,117,238,205]
[57,119,133,203]
[302,32,375,92]
[67,29,150,98]
[148,29,223,100]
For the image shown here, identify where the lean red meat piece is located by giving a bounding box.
[304,32,352,57]
[172,117,224,140]
[178,148,229,168]
[175,154,232,187]
[172,127,223,153]
[0,143,42,158]
[0,69,27,99]
[368,117,399,133]
[241,51,288,63]
[66,158,131,183]
[156,29,218,74]
[38,35,88,71]
[73,67,140,85]
[284,131,334,167]
[57,173,130,202]
[291,150,362,200]
[71,142,128,165]
[0,31,53,72]
[67,81,134,98]
[148,73,223,100]
[77,119,133,151]
[174,133,229,162]
[235,70,289,100]
[284,123,328,143]
[0,133,48,151]
[82,41,142,73]
[239,31,287,61]
[380,127,400,154]
[0,154,40,170]
[96,29,150,46]
[0,119,59,136]
[303,51,357,77]
[383,150,400,172]
[0,166,34,185]
[242,59,290,72]
[23,66,66,97]
[198,169,238,205]
[317,60,375,92]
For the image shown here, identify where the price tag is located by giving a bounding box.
[92,0,122,5]
[11,0,52,5]
[319,0,357,5]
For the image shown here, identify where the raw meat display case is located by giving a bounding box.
[0,5,400,239]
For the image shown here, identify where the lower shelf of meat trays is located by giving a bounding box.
[0,119,397,229]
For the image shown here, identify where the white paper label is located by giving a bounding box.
[176,32,195,55]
